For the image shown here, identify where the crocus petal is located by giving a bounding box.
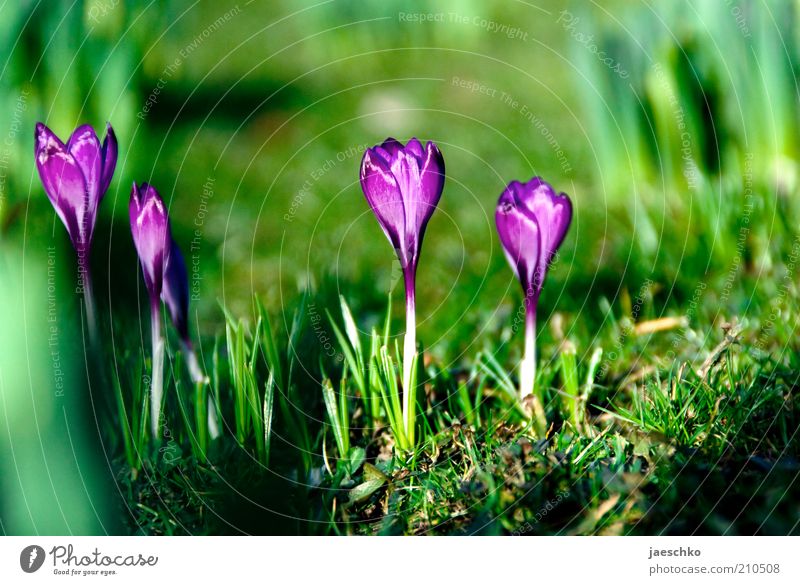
[404,137,425,160]
[100,123,118,196]
[162,238,189,341]
[360,147,407,262]
[518,177,572,270]
[389,149,423,258]
[67,125,103,217]
[411,140,445,237]
[380,137,404,158]
[129,182,171,300]
[496,184,542,296]
[35,122,89,248]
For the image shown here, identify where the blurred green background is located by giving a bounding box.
[1,0,798,534]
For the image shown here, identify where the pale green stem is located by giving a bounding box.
[150,301,165,441]
[519,310,536,399]
[521,295,547,434]
[402,266,416,442]
[81,261,99,349]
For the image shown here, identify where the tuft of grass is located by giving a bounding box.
[326,295,421,454]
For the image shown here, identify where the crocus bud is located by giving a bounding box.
[359,137,445,271]
[496,177,572,305]
[495,176,572,405]
[34,122,117,252]
[129,182,171,306]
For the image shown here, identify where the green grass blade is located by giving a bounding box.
[263,372,275,466]
[322,378,347,461]
[559,341,580,431]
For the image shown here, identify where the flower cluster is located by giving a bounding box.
[34,122,206,439]
[36,123,572,446]
[360,138,572,431]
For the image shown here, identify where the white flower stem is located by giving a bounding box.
[402,267,417,444]
[520,297,547,435]
[150,301,165,442]
[519,310,536,399]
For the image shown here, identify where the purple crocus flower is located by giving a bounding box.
[130,182,171,437]
[129,182,171,306]
[360,138,445,272]
[360,137,444,440]
[34,122,117,338]
[495,176,572,402]
[35,122,117,250]
[129,182,209,438]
